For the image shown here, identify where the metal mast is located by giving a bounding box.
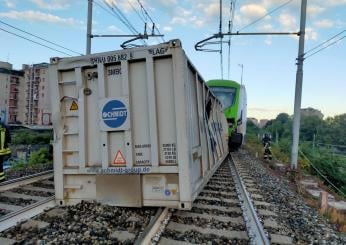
[291,0,307,169]
[86,0,93,55]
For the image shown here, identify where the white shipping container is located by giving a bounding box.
[49,40,228,209]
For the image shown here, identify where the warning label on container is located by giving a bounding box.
[70,101,78,111]
[162,143,177,164]
[112,150,126,165]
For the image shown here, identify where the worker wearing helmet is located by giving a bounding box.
[262,133,272,146]
[0,117,11,182]
[262,133,272,160]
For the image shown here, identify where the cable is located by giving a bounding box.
[126,0,146,24]
[101,0,138,35]
[305,30,345,54]
[94,0,146,46]
[136,0,165,42]
[219,0,223,79]
[111,2,140,34]
[299,150,345,196]
[305,36,345,59]
[93,0,127,33]
[0,27,73,56]
[227,0,236,79]
[101,0,147,45]
[0,20,83,55]
[238,0,293,32]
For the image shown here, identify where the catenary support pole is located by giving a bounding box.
[239,64,243,85]
[86,0,93,55]
[291,0,307,169]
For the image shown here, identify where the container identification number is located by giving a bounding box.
[90,52,133,64]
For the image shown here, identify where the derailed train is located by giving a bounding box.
[49,40,229,210]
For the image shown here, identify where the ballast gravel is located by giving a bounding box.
[234,148,345,244]
[0,201,157,244]
[4,164,53,181]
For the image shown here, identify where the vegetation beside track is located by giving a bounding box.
[246,110,346,197]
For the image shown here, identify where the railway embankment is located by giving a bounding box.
[237,147,346,243]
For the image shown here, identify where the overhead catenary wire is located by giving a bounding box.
[0,20,83,55]
[136,0,165,42]
[0,27,73,56]
[219,0,223,79]
[93,0,127,33]
[304,30,346,59]
[93,0,146,45]
[305,36,345,59]
[111,2,140,34]
[126,0,146,24]
[227,0,236,79]
[238,0,294,32]
[101,0,139,35]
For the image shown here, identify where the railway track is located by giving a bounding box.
[144,155,271,245]
[0,155,304,244]
[0,156,271,244]
[0,171,56,232]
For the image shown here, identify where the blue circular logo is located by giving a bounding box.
[102,100,128,128]
[164,189,171,196]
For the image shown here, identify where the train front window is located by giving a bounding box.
[210,87,236,109]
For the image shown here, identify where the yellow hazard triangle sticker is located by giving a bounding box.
[70,100,78,111]
[112,150,126,165]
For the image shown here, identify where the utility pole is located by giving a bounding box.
[238,64,244,85]
[86,0,93,55]
[291,0,307,170]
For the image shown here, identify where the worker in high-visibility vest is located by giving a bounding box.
[0,117,11,182]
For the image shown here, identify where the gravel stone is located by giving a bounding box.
[233,148,345,244]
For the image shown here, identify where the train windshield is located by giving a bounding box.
[210,87,237,109]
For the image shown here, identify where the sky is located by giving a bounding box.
[0,0,345,120]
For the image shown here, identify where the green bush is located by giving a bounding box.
[11,159,27,170]
[28,147,50,166]
[11,129,52,145]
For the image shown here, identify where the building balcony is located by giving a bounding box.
[10,89,19,93]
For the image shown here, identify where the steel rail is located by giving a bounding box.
[229,155,270,245]
[0,170,54,192]
[134,207,169,245]
[0,196,56,232]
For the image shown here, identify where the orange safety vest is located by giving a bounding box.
[0,126,11,156]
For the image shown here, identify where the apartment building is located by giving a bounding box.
[23,63,51,126]
[0,61,25,124]
[0,61,51,126]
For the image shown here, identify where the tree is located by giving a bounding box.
[246,120,260,136]
[300,115,323,141]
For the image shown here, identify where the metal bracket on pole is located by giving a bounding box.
[120,34,163,49]
[195,31,299,52]
[91,33,164,49]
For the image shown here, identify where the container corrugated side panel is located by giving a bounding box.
[186,65,202,188]
[129,60,151,166]
[154,57,177,166]
[103,63,125,166]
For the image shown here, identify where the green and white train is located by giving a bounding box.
[207,79,247,149]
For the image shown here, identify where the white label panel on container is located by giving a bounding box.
[99,97,130,131]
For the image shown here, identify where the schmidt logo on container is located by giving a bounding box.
[102,100,128,128]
